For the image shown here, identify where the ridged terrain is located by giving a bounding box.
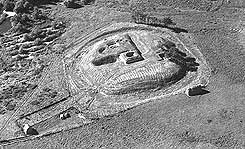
[103,61,181,94]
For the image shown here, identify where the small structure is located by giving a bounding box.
[187,86,210,96]
[23,124,39,135]
[60,112,71,120]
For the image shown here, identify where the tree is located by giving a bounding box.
[63,0,75,8]
[13,0,25,13]
[3,0,15,11]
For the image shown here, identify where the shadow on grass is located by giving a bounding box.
[65,3,83,9]
[150,23,189,33]
[188,86,210,96]
[27,0,61,6]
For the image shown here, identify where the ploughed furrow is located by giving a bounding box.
[103,62,181,94]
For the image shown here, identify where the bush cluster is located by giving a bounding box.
[132,11,176,27]
[0,0,47,34]
[13,0,32,13]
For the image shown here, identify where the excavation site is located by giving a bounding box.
[0,0,244,149]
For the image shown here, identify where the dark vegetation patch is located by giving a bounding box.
[63,0,82,9]
[30,87,58,106]
[25,0,60,7]
[0,0,67,115]
[131,12,189,33]
[62,0,94,8]
[132,12,176,27]
[0,0,67,35]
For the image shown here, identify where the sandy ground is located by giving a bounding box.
[1,0,245,148]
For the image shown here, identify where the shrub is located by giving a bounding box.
[13,0,25,13]
[132,11,176,27]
